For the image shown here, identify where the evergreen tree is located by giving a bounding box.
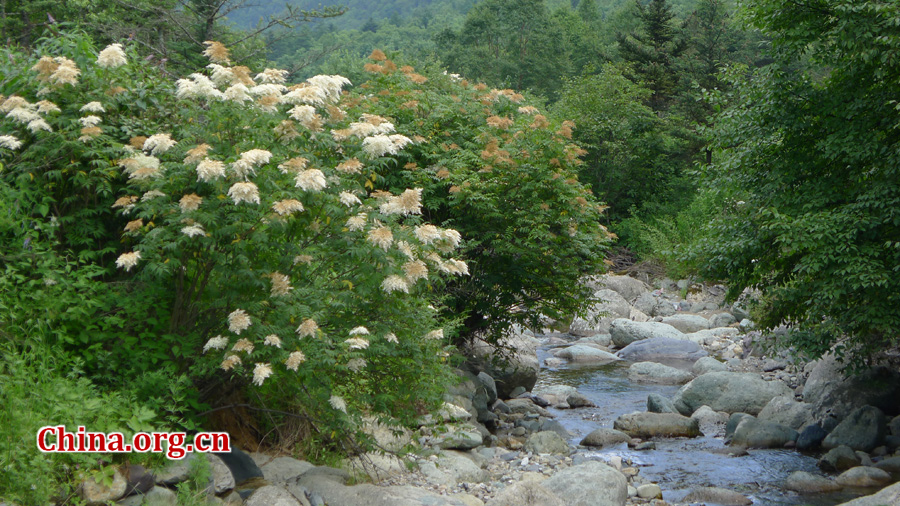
[617,0,686,110]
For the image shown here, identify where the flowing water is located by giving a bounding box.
[534,344,866,506]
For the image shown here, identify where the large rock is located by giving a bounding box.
[468,331,540,399]
[683,328,740,346]
[436,426,484,451]
[796,424,828,451]
[524,431,571,455]
[290,477,471,506]
[757,395,815,431]
[691,405,729,436]
[245,485,304,506]
[819,445,861,472]
[647,393,677,414]
[253,456,315,484]
[569,289,632,336]
[730,417,798,448]
[672,372,792,416]
[661,315,710,334]
[822,405,888,452]
[79,469,127,505]
[681,487,752,506]
[628,362,694,385]
[783,471,842,493]
[486,480,564,506]
[616,337,707,366]
[610,320,685,347]
[874,456,900,477]
[541,461,627,506]
[835,481,900,506]
[725,413,754,442]
[596,275,650,302]
[534,385,592,408]
[709,312,737,328]
[802,355,900,422]
[835,467,892,488]
[613,412,701,439]
[692,356,727,375]
[890,415,900,436]
[552,345,621,364]
[118,486,178,506]
[580,428,631,448]
[207,454,235,494]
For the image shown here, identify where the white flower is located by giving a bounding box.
[231,149,272,179]
[381,275,409,294]
[36,101,60,114]
[272,199,304,216]
[348,122,377,138]
[228,182,260,205]
[228,309,252,334]
[339,192,361,207]
[384,333,398,343]
[221,354,242,371]
[329,395,347,413]
[80,102,105,113]
[141,190,165,201]
[367,226,393,250]
[27,118,52,133]
[425,329,444,340]
[224,83,252,103]
[285,351,306,371]
[143,133,177,156]
[176,73,224,101]
[296,319,318,338]
[203,335,228,353]
[0,135,22,150]
[441,229,462,249]
[362,135,395,158]
[440,258,470,275]
[116,251,141,271]
[344,337,369,350]
[97,43,127,68]
[6,107,38,124]
[79,115,102,128]
[349,326,370,336]
[347,358,367,372]
[403,260,429,282]
[249,83,286,96]
[264,334,282,348]
[181,224,206,237]
[295,169,327,192]
[282,85,326,106]
[306,75,351,102]
[414,225,441,244]
[389,134,412,150]
[346,213,367,231]
[252,363,273,386]
[288,105,316,123]
[256,68,288,84]
[270,272,292,297]
[179,193,202,212]
[232,338,254,354]
[197,158,226,182]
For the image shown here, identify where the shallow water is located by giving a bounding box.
[534,345,865,506]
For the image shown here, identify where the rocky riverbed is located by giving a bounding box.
[70,275,900,506]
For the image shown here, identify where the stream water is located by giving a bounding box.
[534,343,866,506]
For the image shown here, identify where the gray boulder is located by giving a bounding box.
[802,355,900,422]
[245,486,304,506]
[725,413,754,442]
[524,431,571,455]
[616,337,707,366]
[534,385,593,408]
[783,471,842,493]
[661,315,710,334]
[628,362,694,385]
[709,312,737,328]
[647,393,677,414]
[796,424,828,451]
[672,372,792,416]
[610,319,685,347]
[822,405,888,452]
[819,445,861,472]
[730,417,798,448]
[890,415,900,436]
[597,274,650,302]
[79,469,127,505]
[290,478,470,506]
[468,331,540,399]
[580,428,632,448]
[553,345,621,364]
[836,467,892,488]
[436,426,483,451]
[486,480,564,506]
[633,292,674,318]
[683,327,740,346]
[692,356,727,375]
[118,486,178,506]
[691,405,729,436]
[569,289,632,336]
[757,395,815,431]
[874,456,900,477]
[541,461,627,506]
[613,412,701,439]
[835,482,900,506]
[681,487,752,506]
[574,334,612,347]
[253,456,316,484]
[477,372,498,405]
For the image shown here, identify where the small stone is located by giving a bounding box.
[635,442,656,450]
[637,484,662,499]
[79,469,128,505]
[836,466,892,488]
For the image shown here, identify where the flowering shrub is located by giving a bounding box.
[1,37,460,440]
[339,51,613,339]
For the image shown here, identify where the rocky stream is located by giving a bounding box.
[68,275,900,506]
